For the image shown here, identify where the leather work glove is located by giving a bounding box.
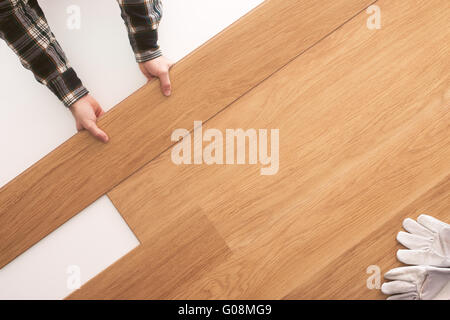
[396,214,450,267]
[382,266,450,300]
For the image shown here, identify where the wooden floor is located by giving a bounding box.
[1,0,450,299]
[0,0,374,269]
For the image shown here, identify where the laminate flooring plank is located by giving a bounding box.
[170,91,449,299]
[96,0,448,299]
[283,174,450,299]
[0,0,375,269]
[67,208,231,299]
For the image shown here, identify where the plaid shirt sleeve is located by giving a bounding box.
[0,0,88,107]
[117,0,163,63]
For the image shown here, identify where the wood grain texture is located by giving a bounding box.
[284,175,450,299]
[68,208,231,299]
[71,0,449,299]
[0,0,375,269]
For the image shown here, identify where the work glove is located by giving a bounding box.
[396,214,450,267]
[381,266,450,300]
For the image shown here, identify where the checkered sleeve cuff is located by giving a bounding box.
[127,28,162,62]
[46,68,89,107]
[135,48,162,63]
[117,0,163,62]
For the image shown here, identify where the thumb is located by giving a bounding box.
[158,71,172,96]
[84,120,109,143]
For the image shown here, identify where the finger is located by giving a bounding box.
[418,214,450,233]
[84,121,109,143]
[397,231,432,250]
[158,71,172,96]
[397,250,425,266]
[403,218,433,237]
[141,68,154,81]
[145,73,155,81]
[384,266,423,281]
[397,249,448,267]
[386,292,418,300]
[94,105,105,118]
[381,280,416,295]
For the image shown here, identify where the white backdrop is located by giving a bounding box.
[0,0,263,299]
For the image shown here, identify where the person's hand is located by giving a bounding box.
[139,56,174,96]
[69,94,109,143]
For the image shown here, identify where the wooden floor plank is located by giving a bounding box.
[67,208,231,299]
[0,0,375,269]
[171,96,449,299]
[284,174,450,299]
[85,0,450,299]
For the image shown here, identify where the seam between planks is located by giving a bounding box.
[105,0,380,202]
[0,0,379,269]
